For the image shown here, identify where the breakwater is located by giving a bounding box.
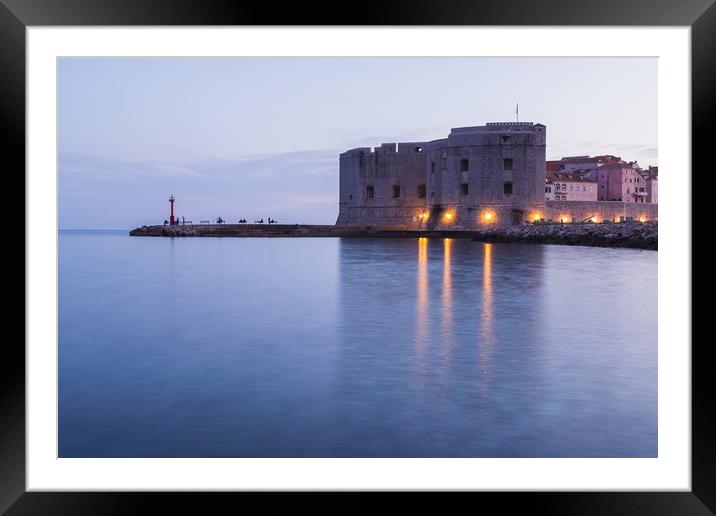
[130,222,657,250]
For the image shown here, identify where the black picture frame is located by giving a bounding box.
[3,0,708,513]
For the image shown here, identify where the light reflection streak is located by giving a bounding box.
[479,243,495,397]
[440,238,454,372]
[414,238,429,387]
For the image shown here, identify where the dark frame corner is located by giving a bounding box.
[4,0,710,513]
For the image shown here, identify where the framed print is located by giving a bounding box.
[4,0,711,513]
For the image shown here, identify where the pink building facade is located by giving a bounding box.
[596,164,650,203]
[546,172,598,201]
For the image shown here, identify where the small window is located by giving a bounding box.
[349,194,353,201]
[431,162,436,174]
[501,135,510,143]
[415,146,423,153]
[431,192,435,198]
[504,158,513,171]
[503,181,513,195]
[366,185,374,199]
[460,183,469,195]
[417,184,426,198]
[460,159,469,172]
[392,185,401,198]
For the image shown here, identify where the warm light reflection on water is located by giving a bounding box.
[479,243,495,397]
[59,232,657,458]
[442,238,454,347]
[414,238,429,387]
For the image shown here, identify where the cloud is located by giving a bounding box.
[59,147,343,228]
[59,153,202,182]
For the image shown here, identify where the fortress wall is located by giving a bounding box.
[544,200,658,222]
[336,142,428,227]
[423,203,547,230]
[426,127,546,210]
[340,200,658,230]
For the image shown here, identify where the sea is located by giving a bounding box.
[58,230,657,457]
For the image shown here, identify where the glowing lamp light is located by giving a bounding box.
[638,216,647,223]
[444,212,454,220]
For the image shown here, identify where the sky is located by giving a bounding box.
[58,57,657,229]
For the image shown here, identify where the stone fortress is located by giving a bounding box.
[336,122,657,228]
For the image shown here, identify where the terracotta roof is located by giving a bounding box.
[548,171,597,183]
[546,160,562,172]
[562,157,599,164]
[598,162,635,170]
[593,154,623,164]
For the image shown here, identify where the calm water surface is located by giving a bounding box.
[59,230,657,457]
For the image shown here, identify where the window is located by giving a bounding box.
[460,159,469,172]
[460,183,469,195]
[431,192,435,198]
[504,158,513,170]
[417,184,426,198]
[501,135,510,143]
[392,185,401,198]
[349,194,353,200]
[503,181,513,195]
[431,162,436,174]
[415,146,423,153]
[546,186,551,193]
[366,185,374,199]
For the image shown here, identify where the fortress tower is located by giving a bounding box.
[336,122,546,228]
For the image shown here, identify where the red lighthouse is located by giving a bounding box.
[169,194,175,225]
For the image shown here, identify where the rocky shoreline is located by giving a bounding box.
[470,221,658,250]
[130,221,657,250]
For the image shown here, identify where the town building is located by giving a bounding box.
[546,171,598,201]
[643,166,658,203]
[596,163,650,203]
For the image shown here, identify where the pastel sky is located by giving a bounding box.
[58,57,657,229]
